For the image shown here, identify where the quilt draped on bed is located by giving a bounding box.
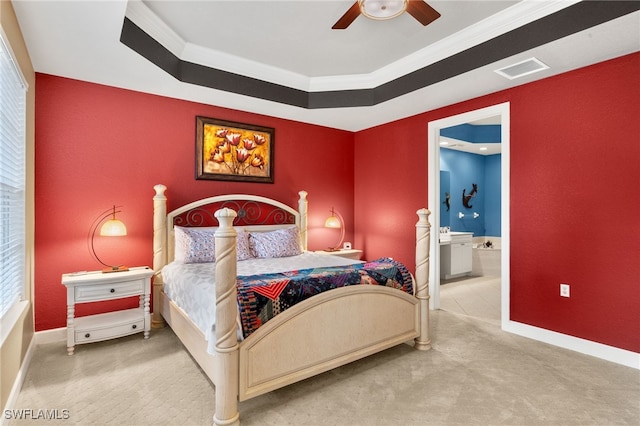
[236,257,412,338]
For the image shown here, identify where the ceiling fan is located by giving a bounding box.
[333,0,441,29]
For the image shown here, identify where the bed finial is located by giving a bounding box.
[215,207,237,230]
[154,184,167,197]
[414,208,431,351]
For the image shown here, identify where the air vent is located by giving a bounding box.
[495,57,549,80]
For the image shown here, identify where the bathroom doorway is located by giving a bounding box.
[427,103,510,327]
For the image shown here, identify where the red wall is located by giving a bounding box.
[354,53,640,353]
[35,53,639,353]
[34,75,354,331]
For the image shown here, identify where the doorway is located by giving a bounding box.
[427,102,510,328]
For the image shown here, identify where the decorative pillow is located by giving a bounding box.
[249,227,302,258]
[236,229,254,261]
[174,226,216,264]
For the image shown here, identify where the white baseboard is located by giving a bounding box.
[34,327,66,345]
[503,320,640,370]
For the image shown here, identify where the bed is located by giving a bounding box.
[151,184,431,426]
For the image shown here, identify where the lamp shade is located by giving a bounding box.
[100,218,127,236]
[324,215,342,229]
[359,0,407,20]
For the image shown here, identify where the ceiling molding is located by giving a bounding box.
[125,0,579,93]
[121,1,640,110]
[11,0,639,132]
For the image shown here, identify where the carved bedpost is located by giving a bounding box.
[213,208,240,426]
[298,191,308,251]
[152,184,167,329]
[414,208,432,351]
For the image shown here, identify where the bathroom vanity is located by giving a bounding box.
[440,232,473,279]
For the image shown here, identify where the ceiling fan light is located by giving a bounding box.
[359,0,407,20]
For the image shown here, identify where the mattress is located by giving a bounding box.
[161,251,362,352]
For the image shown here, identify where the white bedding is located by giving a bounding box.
[162,251,362,352]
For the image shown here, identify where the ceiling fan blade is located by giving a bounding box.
[332,2,361,29]
[406,0,441,26]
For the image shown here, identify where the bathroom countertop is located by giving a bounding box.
[439,231,473,244]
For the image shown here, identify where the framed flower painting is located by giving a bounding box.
[196,116,274,183]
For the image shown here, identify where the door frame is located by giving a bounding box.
[427,102,510,328]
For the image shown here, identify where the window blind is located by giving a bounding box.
[0,30,27,319]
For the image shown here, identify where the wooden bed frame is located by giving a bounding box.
[151,184,431,426]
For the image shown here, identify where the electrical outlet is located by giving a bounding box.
[560,283,570,298]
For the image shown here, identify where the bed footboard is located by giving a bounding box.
[238,284,419,400]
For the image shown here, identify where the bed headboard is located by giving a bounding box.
[152,184,308,273]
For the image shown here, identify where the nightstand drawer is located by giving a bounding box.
[74,278,145,302]
[75,319,145,343]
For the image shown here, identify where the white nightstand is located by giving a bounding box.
[315,249,363,260]
[61,267,154,355]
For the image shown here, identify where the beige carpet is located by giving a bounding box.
[440,275,502,325]
[10,310,640,426]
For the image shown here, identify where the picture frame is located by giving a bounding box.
[196,116,274,183]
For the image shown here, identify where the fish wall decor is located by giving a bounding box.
[462,183,478,208]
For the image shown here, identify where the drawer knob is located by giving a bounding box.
[110,288,115,293]
[132,324,137,330]
[85,333,90,338]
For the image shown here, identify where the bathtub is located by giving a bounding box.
[472,237,501,277]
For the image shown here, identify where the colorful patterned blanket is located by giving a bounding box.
[236,257,412,338]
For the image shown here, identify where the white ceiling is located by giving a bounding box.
[440,138,502,156]
[140,0,518,78]
[11,0,640,132]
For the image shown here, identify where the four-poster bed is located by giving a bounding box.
[151,184,431,425]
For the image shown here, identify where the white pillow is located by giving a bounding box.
[249,227,302,258]
[174,226,216,263]
[174,226,255,263]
